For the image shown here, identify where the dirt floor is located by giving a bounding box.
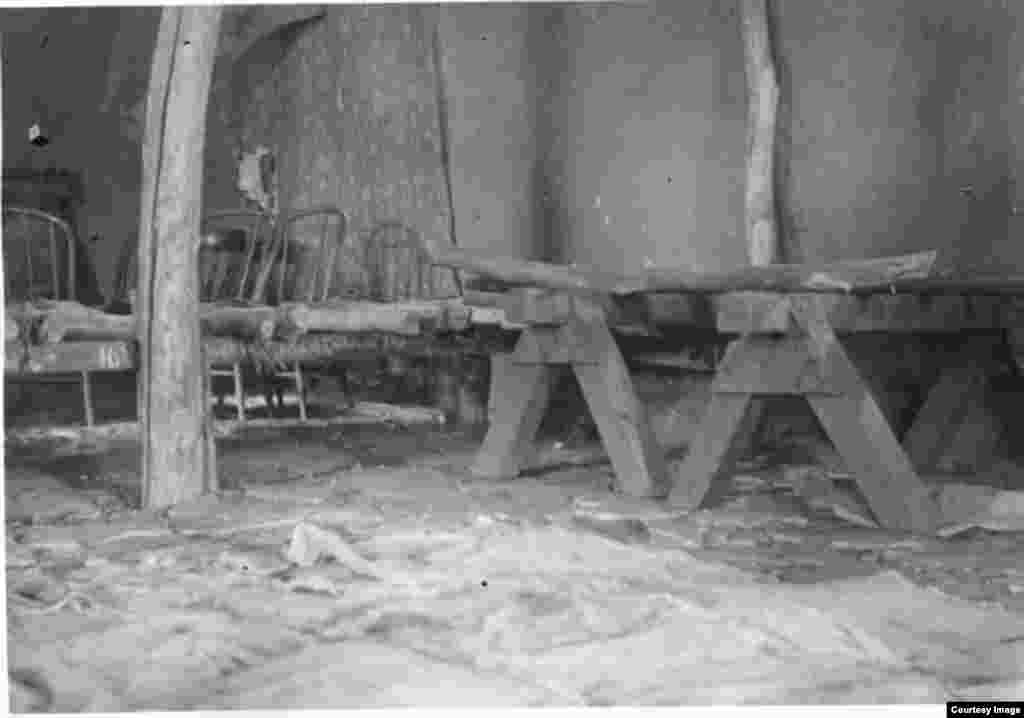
[5,373,1024,710]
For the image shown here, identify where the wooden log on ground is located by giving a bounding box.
[137,6,222,509]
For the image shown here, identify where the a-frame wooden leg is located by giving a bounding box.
[472,354,554,479]
[808,394,939,533]
[668,392,761,509]
[902,358,990,470]
[573,322,670,498]
[790,296,939,533]
[668,295,941,533]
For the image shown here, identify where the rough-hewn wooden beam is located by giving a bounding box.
[424,240,937,296]
[137,6,222,509]
[742,0,781,266]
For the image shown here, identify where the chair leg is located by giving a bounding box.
[232,363,246,423]
[294,362,308,422]
[81,371,95,427]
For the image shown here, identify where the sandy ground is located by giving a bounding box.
[5,374,1024,710]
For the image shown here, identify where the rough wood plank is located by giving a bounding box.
[282,299,472,337]
[471,356,553,479]
[511,322,606,366]
[138,6,223,509]
[711,334,860,396]
[500,288,611,326]
[32,301,279,344]
[6,341,135,374]
[572,321,671,498]
[668,393,762,510]
[715,292,1007,334]
[283,302,423,337]
[425,244,937,296]
[644,251,937,295]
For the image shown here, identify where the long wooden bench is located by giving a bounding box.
[419,246,1024,535]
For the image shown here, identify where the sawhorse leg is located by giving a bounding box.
[669,295,940,534]
[473,304,670,498]
[902,335,1005,472]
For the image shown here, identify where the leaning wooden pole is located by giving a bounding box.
[740,0,781,459]
[742,0,781,266]
[138,6,222,508]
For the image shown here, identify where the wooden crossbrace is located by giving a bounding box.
[669,294,942,534]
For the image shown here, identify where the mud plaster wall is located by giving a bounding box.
[1,7,158,298]
[553,0,1024,274]
[6,2,1024,298]
[232,0,1024,276]
[222,5,460,299]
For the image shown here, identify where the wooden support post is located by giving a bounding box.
[741,0,781,267]
[669,294,940,534]
[137,7,222,509]
[741,0,781,464]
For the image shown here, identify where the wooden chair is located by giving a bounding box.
[200,209,274,422]
[3,206,76,303]
[250,206,349,420]
[361,221,464,408]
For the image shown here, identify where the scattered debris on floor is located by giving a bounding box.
[6,420,1024,710]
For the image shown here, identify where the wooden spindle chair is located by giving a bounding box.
[200,209,275,422]
[362,221,463,405]
[248,206,349,420]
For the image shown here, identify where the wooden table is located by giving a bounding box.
[472,288,1019,534]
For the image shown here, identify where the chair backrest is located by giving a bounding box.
[199,209,274,303]
[251,206,349,305]
[2,206,76,303]
[363,221,462,302]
